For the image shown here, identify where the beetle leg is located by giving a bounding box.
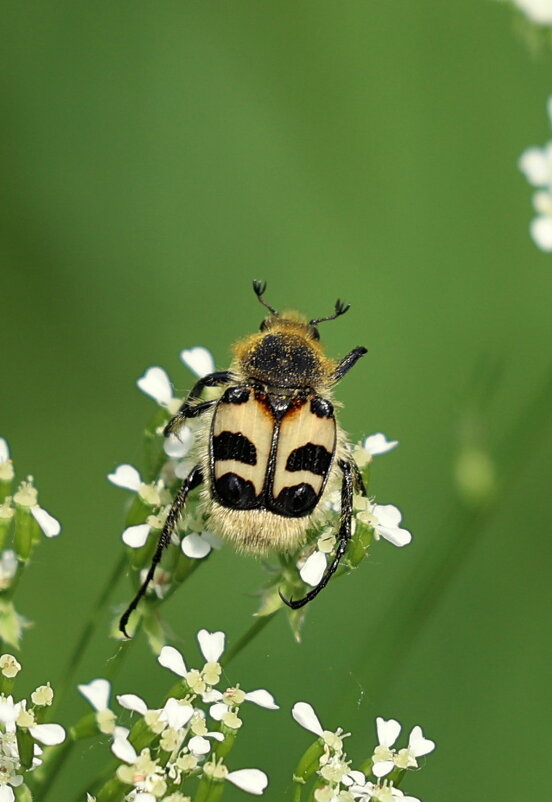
[332,347,367,383]
[164,371,234,435]
[119,465,203,637]
[280,459,354,610]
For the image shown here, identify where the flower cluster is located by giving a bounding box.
[519,95,552,251]
[0,439,61,647]
[0,654,65,801]
[80,629,273,800]
[292,702,434,802]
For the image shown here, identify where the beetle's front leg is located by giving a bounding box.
[119,464,203,637]
[164,370,234,435]
[280,459,354,610]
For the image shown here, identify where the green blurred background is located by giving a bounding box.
[2,0,551,799]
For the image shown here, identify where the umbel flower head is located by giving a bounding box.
[519,95,552,251]
[0,655,65,802]
[292,701,435,802]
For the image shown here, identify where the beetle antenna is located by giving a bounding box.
[309,299,350,326]
[252,280,279,315]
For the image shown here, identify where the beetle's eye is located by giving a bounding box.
[259,319,268,331]
[310,326,320,341]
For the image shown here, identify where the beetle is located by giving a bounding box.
[120,281,367,636]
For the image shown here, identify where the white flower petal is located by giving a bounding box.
[181,533,211,559]
[531,215,552,251]
[533,190,552,215]
[112,734,138,763]
[180,347,215,378]
[291,702,324,736]
[207,731,225,742]
[363,433,399,456]
[244,689,279,710]
[122,524,151,548]
[299,551,326,587]
[108,464,141,491]
[519,146,549,185]
[408,725,435,757]
[0,786,15,802]
[30,507,61,538]
[160,698,194,729]
[133,795,156,802]
[202,530,223,550]
[197,629,225,663]
[203,688,223,703]
[137,367,174,406]
[188,735,211,755]
[209,702,229,721]
[78,679,111,712]
[372,759,394,778]
[346,770,366,786]
[227,768,268,795]
[378,525,412,547]
[29,723,66,745]
[158,645,187,677]
[164,428,193,458]
[372,504,402,529]
[0,438,9,463]
[116,694,148,716]
[376,717,401,748]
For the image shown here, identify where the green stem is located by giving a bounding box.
[221,612,278,667]
[29,738,75,797]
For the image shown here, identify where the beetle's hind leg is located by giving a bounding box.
[280,459,354,610]
[119,464,203,637]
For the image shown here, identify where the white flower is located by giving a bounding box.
[181,530,222,559]
[137,367,181,415]
[203,760,268,795]
[0,439,14,483]
[158,630,225,700]
[356,501,411,547]
[164,427,194,460]
[108,464,164,507]
[292,701,350,763]
[512,0,552,25]
[349,778,420,802]
[78,679,116,735]
[0,552,17,591]
[180,347,215,378]
[519,98,552,250]
[11,478,61,538]
[371,718,435,779]
[112,737,166,797]
[209,684,279,724]
[353,434,399,468]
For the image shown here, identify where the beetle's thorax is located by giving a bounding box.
[232,314,335,391]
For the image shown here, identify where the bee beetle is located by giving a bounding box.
[120,281,367,636]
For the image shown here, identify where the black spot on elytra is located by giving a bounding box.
[274,483,318,516]
[286,443,332,476]
[213,432,257,465]
[215,473,258,509]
